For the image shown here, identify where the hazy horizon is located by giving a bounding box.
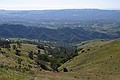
[0,0,120,10]
[0,8,120,11]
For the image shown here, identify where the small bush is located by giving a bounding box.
[37,54,50,62]
[15,50,21,56]
[63,68,68,72]
[28,51,34,59]
[36,45,44,50]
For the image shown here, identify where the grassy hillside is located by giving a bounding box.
[0,43,49,80]
[0,68,34,80]
[0,39,120,80]
[0,40,78,80]
[59,39,120,80]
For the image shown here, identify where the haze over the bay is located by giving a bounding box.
[0,0,120,10]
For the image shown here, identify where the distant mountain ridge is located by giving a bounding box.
[0,9,120,27]
[0,24,118,43]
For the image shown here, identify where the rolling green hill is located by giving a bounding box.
[0,42,52,80]
[59,39,120,80]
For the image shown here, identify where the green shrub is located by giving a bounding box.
[28,51,34,59]
[37,54,50,62]
[15,50,21,56]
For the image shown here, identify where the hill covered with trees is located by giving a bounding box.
[0,24,120,43]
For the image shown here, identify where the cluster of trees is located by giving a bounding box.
[0,40,11,54]
[0,40,11,48]
[36,45,78,71]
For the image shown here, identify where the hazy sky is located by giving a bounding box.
[0,0,120,10]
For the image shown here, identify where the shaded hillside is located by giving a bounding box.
[59,39,120,80]
[0,24,116,43]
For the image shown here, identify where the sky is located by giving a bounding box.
[0,0,120,10]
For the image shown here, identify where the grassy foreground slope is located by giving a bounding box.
[0,39,120,80]
[0,68,34,80]
[0,43,46,80]
[59,39,120,80]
